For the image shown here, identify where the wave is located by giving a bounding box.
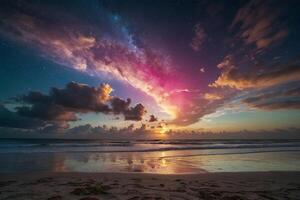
[0,140,300,154]
[0,142,133,148]
[158,149,300,158]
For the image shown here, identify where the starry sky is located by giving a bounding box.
[0,0,300,137]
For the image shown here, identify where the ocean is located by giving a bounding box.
[0,138,300,174]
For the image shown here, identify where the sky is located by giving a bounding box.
[0,0,300,138]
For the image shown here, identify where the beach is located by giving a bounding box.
[1,172,300,200]
[1,139,300,199]
[1,0,300,199]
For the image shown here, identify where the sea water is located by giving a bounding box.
[0,138,300,173]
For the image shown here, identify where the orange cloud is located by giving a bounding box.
[210,56,300,90]
[204,93,222,100]
[231,0,288,50]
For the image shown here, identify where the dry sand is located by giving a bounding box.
[1,172,300,200]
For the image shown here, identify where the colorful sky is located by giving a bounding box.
[0,0,300,137]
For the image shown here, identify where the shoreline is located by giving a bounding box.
[1,171,300,199]
[2,170,300,177]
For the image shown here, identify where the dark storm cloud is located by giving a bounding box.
[0,82,147,130]
[0,105,45,129]
[110,98,146,121]
[123,103,146,121]
[149,115,158,122]
[50,82,112,113]
[17,82,147,121]
[110,98,131,115]
[19,82,112,114]
[14,82,113,124]
[16,104,77,122]
[20,91,51,104]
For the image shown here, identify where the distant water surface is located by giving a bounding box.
[0,138,300,173]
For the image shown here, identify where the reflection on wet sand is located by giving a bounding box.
[61,151,205,174]
[1,150,300,173]
[58,150,300,174]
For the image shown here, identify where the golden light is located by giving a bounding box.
[154,126,169,139]
[159,126,169,134]
[160,152,167,167]
[161,158,167,167]
[162,103,178,119]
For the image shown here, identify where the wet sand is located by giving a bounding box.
[1,172,300,200]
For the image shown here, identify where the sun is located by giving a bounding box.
[159,126,169,134]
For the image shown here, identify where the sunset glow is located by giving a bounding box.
[0,0,300,136]
[1,1,300,199]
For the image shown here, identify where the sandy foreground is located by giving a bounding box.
[0,172,300,200]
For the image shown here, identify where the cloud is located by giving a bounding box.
[210,56,300,90]
[67,123,149,136]
[190,23,206,51]
[110,98,131,115]
[18,82,147,121]
[210,55,300,113]
[15,82,114,124]
[50,82,112,113]
[242,86,300,110]
[245,99,300,110]
[0,2,235,127]
[2,1,294,128]
[0,2,179,122]
[0,105,45,129]
[4,123,300,140]
[216,55,235,69]
[123,103,146,121]
[110,97,146,121]
[16,104,77,122]
[204,93,222,101]
[169,91,227,126]
[148,115,158,122]
[0,82,147,130]
[231,0,288,50]
[11,82,117,130]
[0,2,220,126]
